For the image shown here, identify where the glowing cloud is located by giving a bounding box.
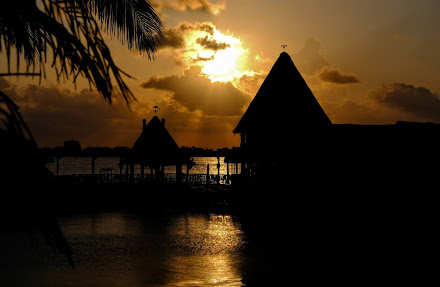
[199,31,246,82]
[151,0,226,15]
[141,66,251,116]
[158,22,249,82]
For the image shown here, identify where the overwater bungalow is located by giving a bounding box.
[230,51,440,189]
[229,53,440,276]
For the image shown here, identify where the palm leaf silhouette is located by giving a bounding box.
[0,0,163,268]
[0,0,163,103]
[0,91,74,267]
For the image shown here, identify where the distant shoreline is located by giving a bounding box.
[39,146,239,159]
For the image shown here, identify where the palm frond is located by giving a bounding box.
[0,0,163,103]
[37,4,135,102]
[1,90,75,268]
[0,90,34,141]
[85,0,163,59]
[0,1,47,77]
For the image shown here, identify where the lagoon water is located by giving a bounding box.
[2,158,433,286]
[1,211,247,287]
[1,156,248,286]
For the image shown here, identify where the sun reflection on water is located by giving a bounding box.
[163,213,245,287]
[3,212,246,287]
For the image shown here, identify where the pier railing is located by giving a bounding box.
[64,173,231,185]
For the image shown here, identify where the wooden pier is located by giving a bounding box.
[58,173,234,186]
[52,172,241,215]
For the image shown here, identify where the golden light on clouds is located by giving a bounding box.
[4,0,440,149]
[176,23,248,82]
[199,33,246,82]
[152,0,226,16]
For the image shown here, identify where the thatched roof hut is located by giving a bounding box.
[232,52,332,164]
[231,51,440,189]
[123,115,192,169]
[234,52,331,137]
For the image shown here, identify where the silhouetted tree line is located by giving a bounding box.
[181,146,240,157]
[40,145,238,158]
[40,146,131,158]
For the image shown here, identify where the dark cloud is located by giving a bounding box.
[157,22,215,50]
[1,77,243,149]
[192,55,215,63]
[141,66,251,116]
[151,0,226,15]
[180,22,215,35]
[324,100,411,125]
[196,36,230,51]
[293,38,329,75]
[293,38,360,84]
[1,82,141,147]
[319,67,360,84]
[159,28,186,49]
[372,83,440,122]
[151,99,241,148]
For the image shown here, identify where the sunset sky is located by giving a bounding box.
[1,0,440,149]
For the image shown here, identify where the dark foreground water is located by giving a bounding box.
[1,193,436,286]
[0,211,247,287]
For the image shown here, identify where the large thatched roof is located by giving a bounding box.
[233,52,332,135]
[126,116,186,166]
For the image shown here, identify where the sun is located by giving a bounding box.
[200,32,245,82]
[182,25,247,82]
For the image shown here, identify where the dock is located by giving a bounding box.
[51,172,243,215]
[57,172,236,186]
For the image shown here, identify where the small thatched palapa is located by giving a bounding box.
[126,116,187,167]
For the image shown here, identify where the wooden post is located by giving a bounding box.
[150,167,154,183]
[186,164,190,184]
[125,163,129,183]
[140,164,144,183]
[155,165,160,183]
[206,164,210,186]
[176,164,182,184]
[217,156,220,185]
[56,156,60,176]
[130,163,134,183]
[91,156,97,176]
[226,162,230,184]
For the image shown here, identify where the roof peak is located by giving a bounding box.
[233,48,331,134]
[276,51,293,63]
[278,51,290,60]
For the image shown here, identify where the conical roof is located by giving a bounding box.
[128,116,183,166]
[233,52,331,134]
